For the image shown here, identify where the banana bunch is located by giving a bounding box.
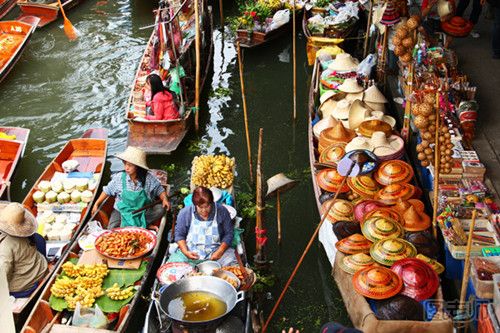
[192,155,235,189]
[75,276,104,289]
[62,262,83,278]
[106,283,135,300]
[51,276,77,298]
[64,293,95,309]
[62,262,109,279]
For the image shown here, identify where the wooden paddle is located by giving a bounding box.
[56,0,78,41]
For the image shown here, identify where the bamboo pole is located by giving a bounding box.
[194,0,201,132]
[363,0,373,58]
[432,92,440,239]
[237,42,254,182]
[401,63,413,143]
[292,0,297,120]
[219,0,224,27]
[277,191,282,244]
[255,128,264,257]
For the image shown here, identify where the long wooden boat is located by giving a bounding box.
[126,0,214,155]
[0,126,30,157]
[12,128,108,325]
[0,16,40,84]
[17,0,85,28]
[0,0,17,19]
[21,169,169,333]
[307,61,453,331]
[0,126,30,199]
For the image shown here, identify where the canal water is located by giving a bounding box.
[1,1,349,331]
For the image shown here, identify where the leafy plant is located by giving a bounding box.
[315,0,331,8]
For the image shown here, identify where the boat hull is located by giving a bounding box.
[17,0,85,27]
[0,0,17,19]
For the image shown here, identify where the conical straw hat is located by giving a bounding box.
[335,233,373,254]
[374,160,414,186]
[313,115,337,138]
[338,78,364,94]
[362,216,404,242]
[391,258,439,301]
[368,111,396,128]
[353,266,403,299]
[339,253,377,274]
[319,122,357,150]
[0,202,37,237]
[116,146,149,170]
[266,173,298,197]
[358,121,393,138]
[363,85,388,104]
[401,205,431,231]
[370,238,417,266]
[319,143,346,166]
[348,100,373,130]
[327,53,359,72]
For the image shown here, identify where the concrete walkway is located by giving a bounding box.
[451,8,500,194]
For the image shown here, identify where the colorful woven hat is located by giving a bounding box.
[393,198,425,216]
[441,16,473,37]
[380,2,401,26]
[347,175,381,199]
[362,216,404,242]
[374,160,414,186]
[353,266,403,299]
[370,238,417,266]
[316,169,350,193]
[336,233,373,255]
[358,120,393,138]
[319,143,347,166]
[363,207,402,225]
[354,200,387,222]
[375,295,425,321]
[332,221,362,240]
[367,111,396,128]
[405,231,439,258]
[415,254,445,274]
[339,253,377,274]
[318,122,357,153]
[391,258,439,301]
[400,205,431,232]
[375,184,417,205]
[322,199,354,223]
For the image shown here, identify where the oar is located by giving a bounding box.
[56,0,78,41]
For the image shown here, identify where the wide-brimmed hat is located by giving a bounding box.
[441,16,473,37]
[347,175,380,199]
[319,143,347,166]
[319,91,347,118]
[370,238,417,266]
[400,205,431,232]
[374,295,425,321]
[348,100,373,130]
[266,173,298,197]
[313,115,337,138]
[367,111,396,128]
[375,184,417,205]
[345,137,374,153]
[0,202,37,237]
[335,233,373,255]
[374,160,414,186]
[116,146,150,170]
[405,230,438,257]
[322,199,354,223]
[338,78,364,94]
[318,122,357,152]
[316,169,350,194]
[363,85,388,104]
[415,254,445,274]
[332,220,362,240]
[393,198,425,215]
[330,99,351,125]
[370,132,405,160]
[353,266,403,299]
[327,53,359,72]
[391,258,439,301]
[339,253,377,274]
[358,120,393,138]
[354,200,387,222]
[362,216,404,242]
[363,207,402,226]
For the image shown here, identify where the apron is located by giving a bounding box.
[185,207,220,260]
[116,172,151,228]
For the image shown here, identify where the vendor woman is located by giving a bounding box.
[169,186,237,266]
[0,202,48,296]
[92,146,170,229]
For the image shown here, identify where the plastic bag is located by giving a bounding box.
[356,53,377,77]
[269,9,290,31]
[72,303,107,328]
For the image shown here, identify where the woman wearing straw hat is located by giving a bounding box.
[0,202,48,295]
[92,146,170,229]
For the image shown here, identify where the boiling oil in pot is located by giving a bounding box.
[168,291,227,322]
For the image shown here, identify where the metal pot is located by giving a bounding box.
[159,276,245,328]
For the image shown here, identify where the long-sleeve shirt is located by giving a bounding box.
[145,91,180,120]
[175,203,234,246]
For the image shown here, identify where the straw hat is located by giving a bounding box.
[391,258,439,301]
[338,78,364,94]
[363,207,402,226]
[327,53,359,72]
[319,91,347,118]
[316,169,350,194]
[322,199,354,223]
[347,175,380,199]
[345,92,364,103]
[319,143,346,166]
[345,137,374,153]
[375,295,425,321]
[365,101,386,112]
[370,238,417,266]
[358,120,393,138]
[348,100,373,130]
[393,199,425,216]
[374,160,414,186]
[363,85,388,103]
[415,254,445,274]
[330,99,351,125]
[370,133,405,160]
[319,90,337,105]
[353,266,403,299]
[318,122,356,152]
[375,184,417,205]
[354,200,387,222]
[362,216,404,242]
[404,231,438,258]
[400,205,431,232]
[339,253,377,275]
[313,115,337,138]
[332,221,362,240]
[441,16,473,37]
[367,111,396,128]
[0,202,37,237]
[116,146,150,170]
[266,173,298,197]
[335,233,373,255]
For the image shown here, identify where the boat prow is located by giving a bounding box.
[16,0,84,28]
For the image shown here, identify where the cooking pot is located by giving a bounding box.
[160,276,245,328]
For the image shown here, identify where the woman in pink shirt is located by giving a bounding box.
[145,74,180,120]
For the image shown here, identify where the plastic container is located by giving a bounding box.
[471,257,500,299]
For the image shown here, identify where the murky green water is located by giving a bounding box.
[1,1,348,331]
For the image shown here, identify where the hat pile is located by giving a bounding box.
[363,85,388,112]
[319,122,357,153]
[358,120,393,138]
[363,207,402,226]
[369,132,405,160]
[375,183,417,204]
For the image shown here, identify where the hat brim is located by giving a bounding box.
[0,203,37,237]
[115,152,150,170]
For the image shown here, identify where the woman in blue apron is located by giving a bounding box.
[92,146,170,229]
[169,186,237,267]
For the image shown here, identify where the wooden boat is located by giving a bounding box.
[307,61,453,331]
[0,16,40,84]
[0,126,30,199]
[17,0,85,28]
[12,128,107,325]
[0,0,17,19]
[126,0,214,155]
[21,169,169,333]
